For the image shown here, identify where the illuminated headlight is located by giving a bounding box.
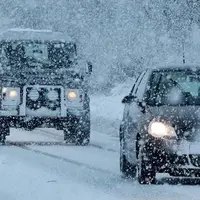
[9,90,18,98]
[148,121,176,138]
[1,87,20,107]
[67,91,78,101]
[47,90,58,101]
[28,89,39,101]
[2,87,19,99]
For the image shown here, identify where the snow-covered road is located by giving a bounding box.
[0,128,199,200]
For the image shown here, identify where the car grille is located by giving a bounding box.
[26,87,61,111]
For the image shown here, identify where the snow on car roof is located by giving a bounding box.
[0,28,73,42]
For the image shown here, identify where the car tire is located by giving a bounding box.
[24,120,37,131]
[64,119,90,146]
[137,145,156,184]
[24,126,35,131]
[0,126,9,145]
[120,136,137,178]
[75,131,90,146]
[64,128,90,146]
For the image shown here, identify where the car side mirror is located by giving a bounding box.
[87,61,93,75]
[122,95,136,104]
[138,101,146,113]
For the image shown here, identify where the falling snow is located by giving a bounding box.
[1,1,200,200]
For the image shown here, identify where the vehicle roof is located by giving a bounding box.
[0,28,73,43]
[150,64,200,72]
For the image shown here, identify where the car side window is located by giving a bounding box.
[0,45,4,60]
[135,70,150,100]
[130,71,146,96]
[0,45,8,64]
[0,45,2,57]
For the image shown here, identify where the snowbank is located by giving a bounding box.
[91,80,133,137]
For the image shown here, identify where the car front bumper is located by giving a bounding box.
[143,136,200,176]
[0,112,88,129]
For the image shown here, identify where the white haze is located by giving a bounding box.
[1,0,200,92]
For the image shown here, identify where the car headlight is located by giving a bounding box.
[67,91,77,101]
[9,90,18,98]
[148,121,176,138]
[2,87,19,99]
[1,87,20,107]
[28,89,39,101]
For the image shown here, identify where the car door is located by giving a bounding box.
[121,72,144,130]
[122,71,147,162]
[125,69,150,164]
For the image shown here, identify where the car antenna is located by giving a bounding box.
[182,41,185,64]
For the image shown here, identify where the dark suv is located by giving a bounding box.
[0,28,92,145]
[120,66,200,184]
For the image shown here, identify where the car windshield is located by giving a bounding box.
[1,41,76,67]
[147,69,200,106]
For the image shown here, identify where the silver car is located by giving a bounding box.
[120,66,200,184]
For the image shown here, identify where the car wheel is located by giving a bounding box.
[75,131,90,146]
[24,120,36,131]
[64,121,90,146]
[64,129,90,146]
[0,126,9,145]
[137,145,156,184]
[120,136,136,178]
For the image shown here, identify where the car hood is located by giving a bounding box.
[146,106,200,141]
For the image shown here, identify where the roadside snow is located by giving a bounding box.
[91,80,133,137]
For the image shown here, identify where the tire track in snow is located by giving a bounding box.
[30,128,118,153]
[11,142,119,177]
[7,132,200,200]
[2,144,149,200]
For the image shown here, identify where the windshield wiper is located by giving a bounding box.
[169,78,195,105]
[169,78,185,93]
